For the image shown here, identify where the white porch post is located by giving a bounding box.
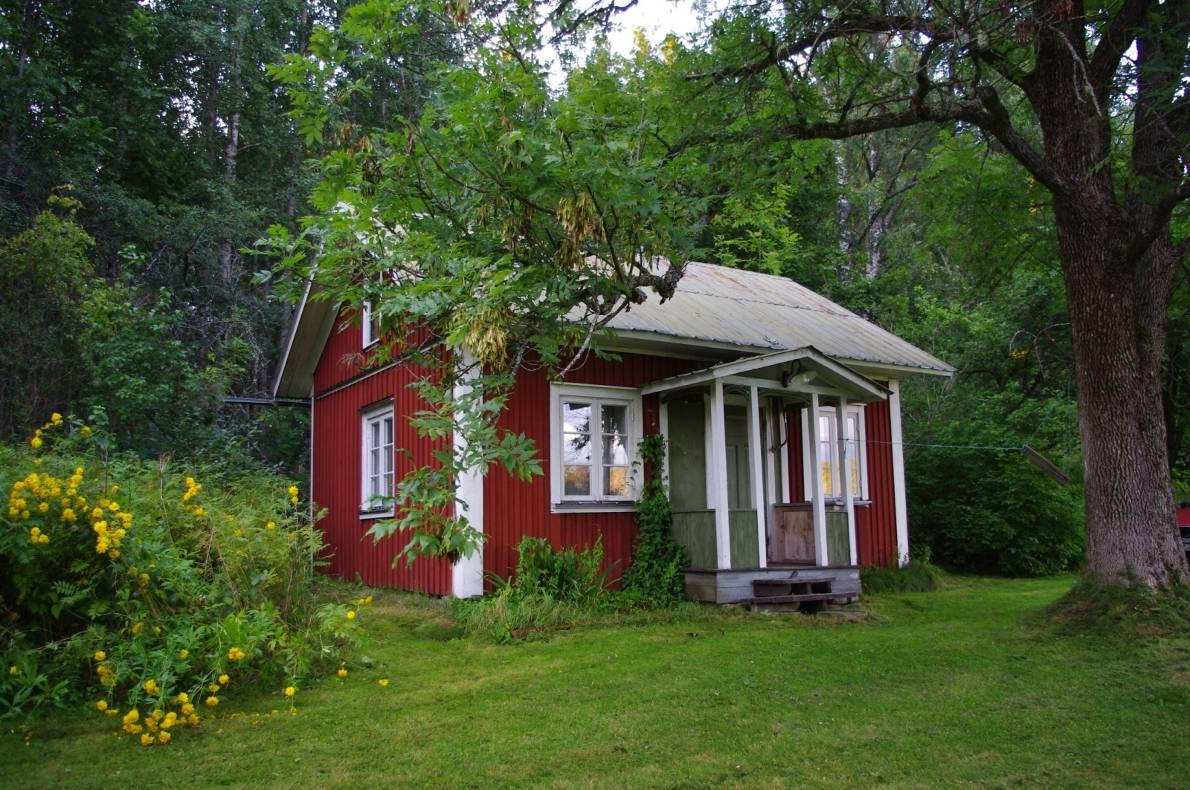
[747,385,767,568]
[708,380,732,569]
[837,397,858,566]
[889,380,910,565]
[451,355,485,598]
[806,392,828,566]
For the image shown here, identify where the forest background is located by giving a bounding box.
[2,0,1185,576]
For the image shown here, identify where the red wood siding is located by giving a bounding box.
[785,405,806,502]
[856,397,898,567]
[311,309,452,594]
[484,353,703,586]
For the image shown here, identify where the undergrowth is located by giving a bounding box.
[861,559,945,594]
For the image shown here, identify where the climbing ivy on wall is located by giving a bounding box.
[623,434,687,606]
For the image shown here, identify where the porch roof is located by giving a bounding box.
[640,346,888,402]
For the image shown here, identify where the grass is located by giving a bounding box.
[2,576,1188,788]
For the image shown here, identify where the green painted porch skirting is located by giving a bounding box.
[671,510,759,569]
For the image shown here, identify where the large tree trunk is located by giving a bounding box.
[1033,10,1188,588]
[1058,208,1187,587]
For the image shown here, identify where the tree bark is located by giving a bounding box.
[1032,9,1188,587]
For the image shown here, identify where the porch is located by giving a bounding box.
[643,348,887,606]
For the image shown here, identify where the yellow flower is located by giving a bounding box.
[178,649,189,660]
[176,692,189,705]
[7,666,17,676]
[80,426,92,436]
[181,703,195,716]
[346,610,356,621]
[93,651,106,662]
[144,679,159,695]
[157,730,171,744]
[218,674,229,685]
[283,686,295,698]
[287,486,299,497]
[37,501,48,513]
[107,549,120,559]
[130,622,144,635]
[205,696,219,707]
[140,733,155,746]
[377,678,389,687]
[265,520,276,530]
[123,709,140,724]
[227,646,245,661]
[96,700,108,712]
[30,437,42,449]
[105,708,119,717]
[336,668,348,678]
[208,683,220,694]
[50,412,63,424]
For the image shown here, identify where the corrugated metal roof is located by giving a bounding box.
[600,262,953,374]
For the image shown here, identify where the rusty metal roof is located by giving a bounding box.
[601,262,953,375]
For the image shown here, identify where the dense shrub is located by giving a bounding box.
[622,435,688,606]
[454,536,613,642]
[905,393,1084,577]
[861,560,945,594]
[511,536,610,603]
[0,416,364,742]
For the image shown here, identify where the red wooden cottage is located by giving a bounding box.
[273,262,953,603]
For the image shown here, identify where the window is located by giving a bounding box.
[361,301,381,348]
[361,403,394,515]
[816,406,867,500]
[551,384,641,507]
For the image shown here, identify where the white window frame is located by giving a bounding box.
[360,401,395,518]
[549,383,642,512]
[812,405,868,502]
[361,301,380,349]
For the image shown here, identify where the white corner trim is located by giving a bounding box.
[452,356,485,599]
[838,397,858,566]
[888,380,910,566]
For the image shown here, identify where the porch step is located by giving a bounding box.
[751,576,836,597]
[744,591,858,612]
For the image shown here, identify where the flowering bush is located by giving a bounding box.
[0,415,366,743]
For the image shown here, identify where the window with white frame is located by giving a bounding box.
[816,406,867,500]
[361,403,394,515]
[551,384,640,506]
[361,301,381,348]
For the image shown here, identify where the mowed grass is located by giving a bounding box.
[2,577,1187,788]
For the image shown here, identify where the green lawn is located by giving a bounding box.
[3,576,1187,788]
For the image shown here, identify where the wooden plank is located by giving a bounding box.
[748,385,768,568]
[826,511,851,567]
[729,511,760,569]
[672,511,716,568]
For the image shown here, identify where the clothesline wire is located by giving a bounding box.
[862,439,1024,453]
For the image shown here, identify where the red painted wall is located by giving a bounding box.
[483,353,703,586]
[312,311,452,594]
[855,398,898,567]
[785,405,806,503]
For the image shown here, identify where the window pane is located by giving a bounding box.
[850,458,861,496]
[562,402,591,433]
[563,465,591,496]
[604,466,629,497]
[601,404,627,435]
[370,421,380,451]
[602,432,629,465]
[563,434,591,464]
[384,416,393,446]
